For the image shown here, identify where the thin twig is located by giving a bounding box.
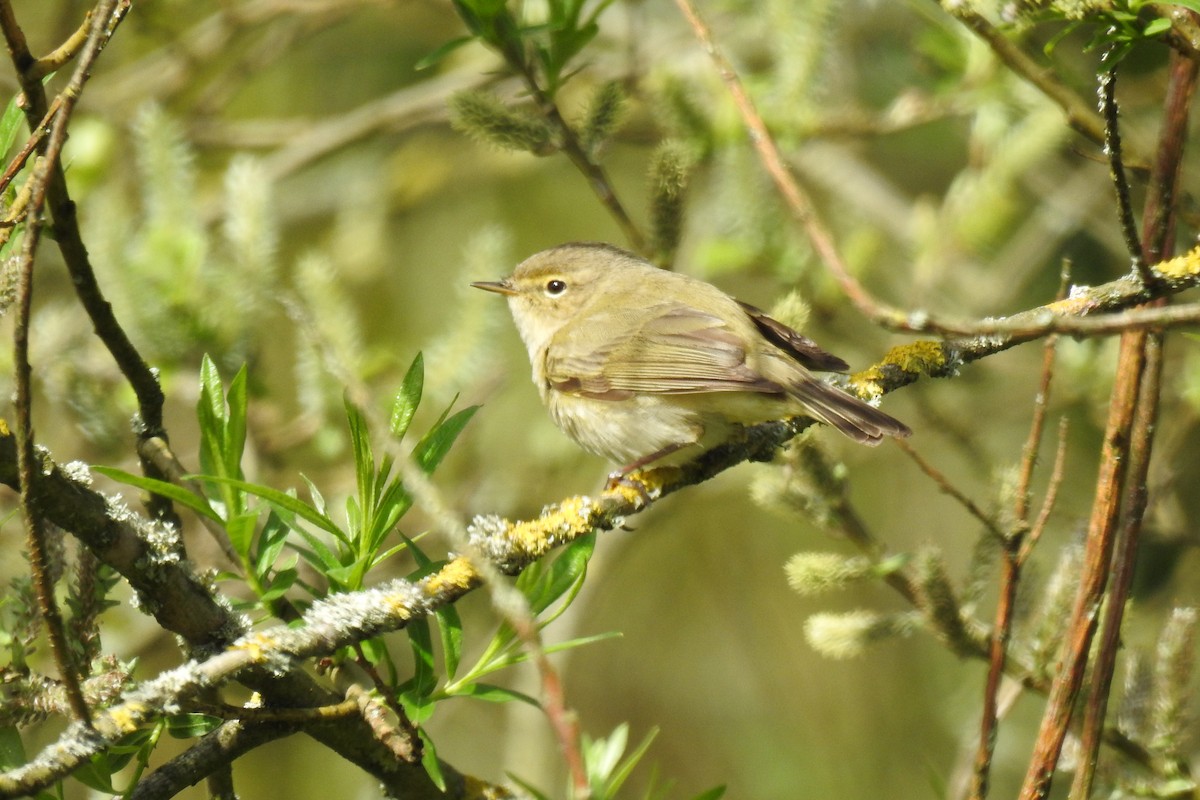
[1070,326,1165,799]
[894,440,1005,541]
[970,328,1062,799]
[1069,43,1197,798]
[1018,417,1069,568]
[939,3,1116,155]
[672,0,894,324]
[504,50,645,254]
[1018,326,1146,800]
[0,0,129,730]
[5,0,176,526]
[1100,62,1149,278]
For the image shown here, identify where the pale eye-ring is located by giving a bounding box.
[545,279,567,296]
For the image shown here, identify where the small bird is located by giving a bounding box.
[473,242,910,474]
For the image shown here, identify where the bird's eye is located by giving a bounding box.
[545,279,567,296]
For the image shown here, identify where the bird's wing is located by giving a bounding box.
[736,301,850,372]
[545,302,784,399]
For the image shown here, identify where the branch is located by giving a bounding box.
[0,432,490,799]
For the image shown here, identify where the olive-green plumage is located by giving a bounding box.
[473,243,910,471]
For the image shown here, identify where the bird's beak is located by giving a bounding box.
[471,279,518,296]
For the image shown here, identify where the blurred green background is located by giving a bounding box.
[4,1,1200,798]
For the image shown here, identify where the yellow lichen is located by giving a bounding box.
[421,556,480,597]
[852,340,946,394]
[106,701,149,734]
[0,419,8,436]
[1154,244,1200,280]
[235,633,277,662]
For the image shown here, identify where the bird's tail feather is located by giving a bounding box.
[786,377,911,446]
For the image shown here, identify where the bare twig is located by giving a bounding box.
[1069,43,1198,798]
[1018,325,1146,799]
[1071,327,1165,799]
[0,0,132,731]
[970,326,1062,799]
[894,440,1005,541]
[938,2,1114,154]
[1100,63,1149,278]
[1018,418,1069,567]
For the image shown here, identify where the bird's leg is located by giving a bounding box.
[603,442,691,497]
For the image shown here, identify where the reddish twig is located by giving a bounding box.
[1069,44,1197,798]
[1071,326,1165,799]
[1018,418,1069,568]
[1017,325,1146,799]
[970,328,1062,799]
[671,0,901,324]
[1020,41,1196,798]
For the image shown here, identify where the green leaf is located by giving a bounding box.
[345,395,376,519]
[415,35,475,71]
[506,773,552,800]
[71,753,119,793]
[259,566,298,602]
[198,476,345,539]
[391,353,425,440]
[690,787,728,800]
[418,729,446,792]
[0,93,25,160]
[446,682,538,705]
[165,713,222,738]
[254,512,291,577]
[518,531,594,615]
[413,405,478,473]
[224,364,249,482]
[225,513,258,561]
[600,726,658,796]
[436,604,464,681]
[405,617,438,701]
[92,467,221,523]
[1143,16,1172,36]
[0,725,25,770]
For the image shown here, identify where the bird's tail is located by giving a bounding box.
[786,377,911,445]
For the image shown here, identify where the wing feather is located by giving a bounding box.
[545,303,783,398]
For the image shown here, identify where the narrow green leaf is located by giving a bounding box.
[413,405,478,473]
[224,365,249,483]
[391,352,424,440]
[72,753,119,793]
[344,395,376,517]
[690,786,728,800]
[506,773,552,800]
[447,682,538,706]
[418,729,446,792]
[1143,16,1173,36]
[300,474,328,518]
[92,467,221,522]
[520,531,594,615]
[254,512,291,576]
[603,726,659,796]
[0,93,25,160]
[436,605,464,681]
[415,36,475,71]
[198,476,344,538]
[406,617,438,699]
[225,513,258,561]
[259,567,298,602]
[165,713,222,739]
